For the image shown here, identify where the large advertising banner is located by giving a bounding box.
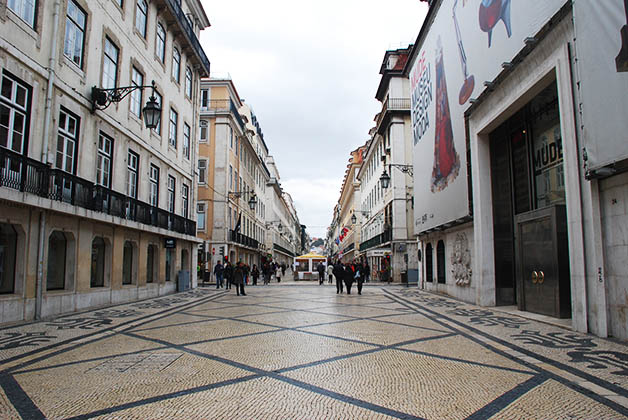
[574,0,628,172]
[411,0,567,232]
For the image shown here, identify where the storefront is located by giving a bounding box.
[366,249,391,281]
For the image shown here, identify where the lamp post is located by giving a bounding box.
[228,189,258,211]
[91,81,161,129]
[380,164,413,189]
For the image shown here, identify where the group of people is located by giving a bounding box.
[213,259,287,295]
[328,260,370,295]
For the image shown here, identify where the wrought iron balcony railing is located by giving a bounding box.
[359,228,392,252]
[0,147,196,236]
[158,0,210,76]
[376,97,410,130]
[230,230,259,249]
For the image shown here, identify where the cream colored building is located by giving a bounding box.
[0,0,210,323]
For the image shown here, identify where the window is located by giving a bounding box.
[130,67,143,117]
[8,0,36,27]
[153,90,162,134]
[47,231,67,290]
[172,47,180,83]
[0,223,17,294]
[425,243,433,283]
[1,72,30,155]
[122,241,136,285]
[55,109,78,173]
[183,123,190,159]
[199,120,208,142]
[200,89,209,108]
[127,150,139,198]
[169,108,177,148]
[135,0,147,37]
[156,23,166,62]
[437,240,446,284]
[229,165,233,189]
[167,175,175,213]
[147,244,157,283]
[102,37,119,89]
[165,248,174,281]
[182,183,189,218]
[96,132,113,187]
[90,237,106,288]
[198,159,207,184]
[185,67,192,98]
[64,1,86,68]
[149,164,159,206]
[229,125,233,148]
[197,202,206,230]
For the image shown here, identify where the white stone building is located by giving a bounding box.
[0,0,210,323]
[406,0,628,339]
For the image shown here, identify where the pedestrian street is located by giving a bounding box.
[1,284,627,420]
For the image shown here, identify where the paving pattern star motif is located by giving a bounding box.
[0,283,627,419]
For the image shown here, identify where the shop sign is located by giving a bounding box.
[410,0,567,232]
[164,238,176,248]
[367,249,392,258]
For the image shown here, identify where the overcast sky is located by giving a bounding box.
[199,0,429,239]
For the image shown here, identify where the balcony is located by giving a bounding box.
[230,230,259,249]
[375,97,410,132]
[0,147,196,236]
[201,100,245,132]
[156,0,210,76]
[359,228,392,252]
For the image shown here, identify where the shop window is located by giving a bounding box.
[90,237,106,287]
[165,248,175,282]
[0,223,18,294]
[425,243,433,283]
[146,244,158,283]
[122,240,137,285]
[47,231,74,290]
[437,240,446,284]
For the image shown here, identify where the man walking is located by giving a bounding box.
[344,263,355,295]
[317,262,325,285]
[233,261,246,296]
[224,261,233,290]
[214,260,224,289]
[333,261,344,294]
[327,263,334,284]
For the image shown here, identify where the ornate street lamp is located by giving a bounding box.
[91,80,161,129]
[248,193,258,211]
[380,170,391,189]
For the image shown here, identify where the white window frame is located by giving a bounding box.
[196,202,206,230]
[127,150,139,199]
[185,67,192,98]
[96,132,113,188]
[130,67,143,118]
[181,183,189,218]
[55,109,78,173]
[167,175,175,213]
[156,22,166,63]
[199,120,208,142]
[8,0,36,27]
[135,0,147,38]
[168,108,177,148]
[149,164,159,206]
[172,47,180,83]
[183,123,190,159]
[64,0,86,68]
[102,37,119,90]
[198,159,207,184]
[1,72,30,155]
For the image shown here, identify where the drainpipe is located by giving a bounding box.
[35,0,61,319]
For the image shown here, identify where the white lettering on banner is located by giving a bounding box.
[411,51,433,145]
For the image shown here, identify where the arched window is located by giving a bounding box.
[91,237,106,287]
[437,240,446,284]
[425,243,433,283]
[47,231,68,290]
[0,223,17,294]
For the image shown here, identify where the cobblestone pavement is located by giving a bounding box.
[1,283,627,419]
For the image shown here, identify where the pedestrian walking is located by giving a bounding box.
[263,262,271,285]
[214,261,224,289]
[233,261,246,296]
[224,261,233,290]
[281,263,286,277]
[356,262,365,295]
[364,263,370,283]
[333,262,344,294]
[276,265,282,283]
[317,262,325,285]
[251,264,259,285]
[327,263,334,284]
[344,263,354,294]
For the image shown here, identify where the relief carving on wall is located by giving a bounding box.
[451,232,472,286]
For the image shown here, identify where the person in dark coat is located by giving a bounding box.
[262,262,271,285]
[214,261,224,289]
[364,263,370,283]
[223,261,233,290]
[356,262,365,295]
[343,263,355,294]
[317,262,325,285]
[333,262,344,294]
[233,261,246,296]
[251,264,260,285]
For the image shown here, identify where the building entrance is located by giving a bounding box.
[489,81,571,318]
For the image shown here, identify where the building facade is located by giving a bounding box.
[0,0,210,323]
[357,46,417,283]
[407,0,628,339]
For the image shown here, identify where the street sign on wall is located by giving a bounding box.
[574,0,628,173]
[410,0,568,232]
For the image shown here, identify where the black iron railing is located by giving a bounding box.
[230,100,245,132]
[162,0,210,75]
[273,243,295,257]
[0,147,196,236]
[359,228,392,252]
[230,229,259,249]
